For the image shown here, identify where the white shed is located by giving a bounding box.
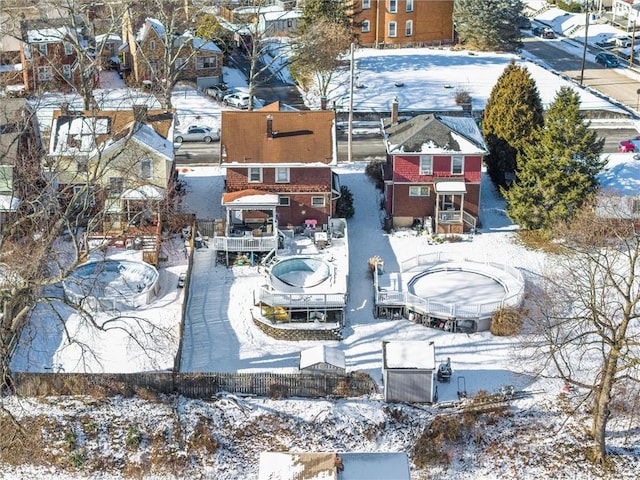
[382,340,436,403]
[299,345,346,375]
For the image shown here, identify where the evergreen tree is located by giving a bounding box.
[453,0,523,51]
[298,0,357,36]
[335,185,355,219]
[482,61,544,188]
[503,87,605,230]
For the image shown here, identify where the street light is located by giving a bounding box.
[636,88,640,111]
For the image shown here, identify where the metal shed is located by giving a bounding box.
[382,340,436,403]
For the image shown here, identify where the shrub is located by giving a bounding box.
[335,185,354,219]
[125,427,142,450]
[64,430,77,451]
[490,306,524,336]
[69,449,86,469]
[365,160,385,191]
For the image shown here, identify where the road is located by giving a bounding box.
[176,39,640,164]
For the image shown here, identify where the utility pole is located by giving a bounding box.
[579,3,591,85]
[630,21,637,68]
[348,43,354,164]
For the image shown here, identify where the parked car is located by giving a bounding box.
[177,272,187,288]
[223,91,251,109]
[618,139,640,152]
[518,16,531,30]
[174,125,220,143]
[532,26,555,39]
[595,52,620,68]
[614,36,632,48]
[205,84,228,101]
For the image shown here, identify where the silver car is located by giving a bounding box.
[174,125,220,143]
[223,91,251,109]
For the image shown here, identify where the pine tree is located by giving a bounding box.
[504,86,605,230]
[482,61,544,188]
[298,0,357,36]
[453,0,523,51]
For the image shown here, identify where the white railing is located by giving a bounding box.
[258,289,347,308]
[212,235,278,252]
[381,254,525,320]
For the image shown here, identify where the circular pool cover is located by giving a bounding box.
[63,259,159,310]
[270,257,331,288]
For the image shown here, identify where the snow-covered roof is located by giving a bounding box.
[0,194,20,212]
[95,34,122,44]
[27,26,74,43]
[383,341,436,370]
[257,452,410,480]
[222,191,280,207]
[262,10,301,21]
[384,114,488,155]
[50,117,110,156]
[137,18,165,42]
[122,184,165,201]
[129,122,174,162]
[192,37,222,53]
[300,345,345,370]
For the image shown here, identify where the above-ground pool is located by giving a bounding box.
[270,257,332,289]
[63,259,160,311]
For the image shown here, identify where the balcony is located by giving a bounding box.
[211,233,278,252]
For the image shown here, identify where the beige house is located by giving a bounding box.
[46,105,176,262]
[122,15,223,89]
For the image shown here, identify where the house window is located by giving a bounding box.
[175,57,186,70]
[287,19,293,28]
[279,196,290,206]
[275,167,290,183]
[64,42,73,55]
[249,167,262,183]
[452,155,464,174]
[363,0,371,9]
[73,185,95,206]
[37,66,52,81]
[407,0,414,12]
[362,20,371,33]
[419,155,432,175]
[409,186,430,197]
[440,194,455,211]
[405,20,413,37]
[311,196,325,207]
[63,64,72,79]
[196,56,217,69]
[150,40,156,51]
[140,158,153,179]
[388,22,397,38]
[38,43,47,55]
[109,177,124,195]
[76,158,88,172]
[389,0,397,13]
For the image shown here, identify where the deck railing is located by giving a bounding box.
[212,235,278,252]
[258,288,347,308]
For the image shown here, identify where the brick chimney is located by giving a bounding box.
[391,97,398,124]
[132,104,148,123]
[266,114,273,138]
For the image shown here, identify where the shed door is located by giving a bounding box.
[385,370,433,403]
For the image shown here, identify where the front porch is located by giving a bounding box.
[434,181,476,234]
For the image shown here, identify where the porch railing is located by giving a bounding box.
[258,288,347,308]
[211,234,278,252]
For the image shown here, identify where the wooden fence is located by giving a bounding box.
[12,371,378,399]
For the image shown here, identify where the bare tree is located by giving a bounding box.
[529,202,640,464]
[292,18,351,110]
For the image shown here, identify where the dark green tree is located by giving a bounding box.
[335,185,354,219]
[195,13,233,55]
[298,0,358,36]
[453,0,523,51]
[503,86,605,230]
[482,61,544,188]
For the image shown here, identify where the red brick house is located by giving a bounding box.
[20,22,89,93]
[215,105,338,257]
[382,108,487,234]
